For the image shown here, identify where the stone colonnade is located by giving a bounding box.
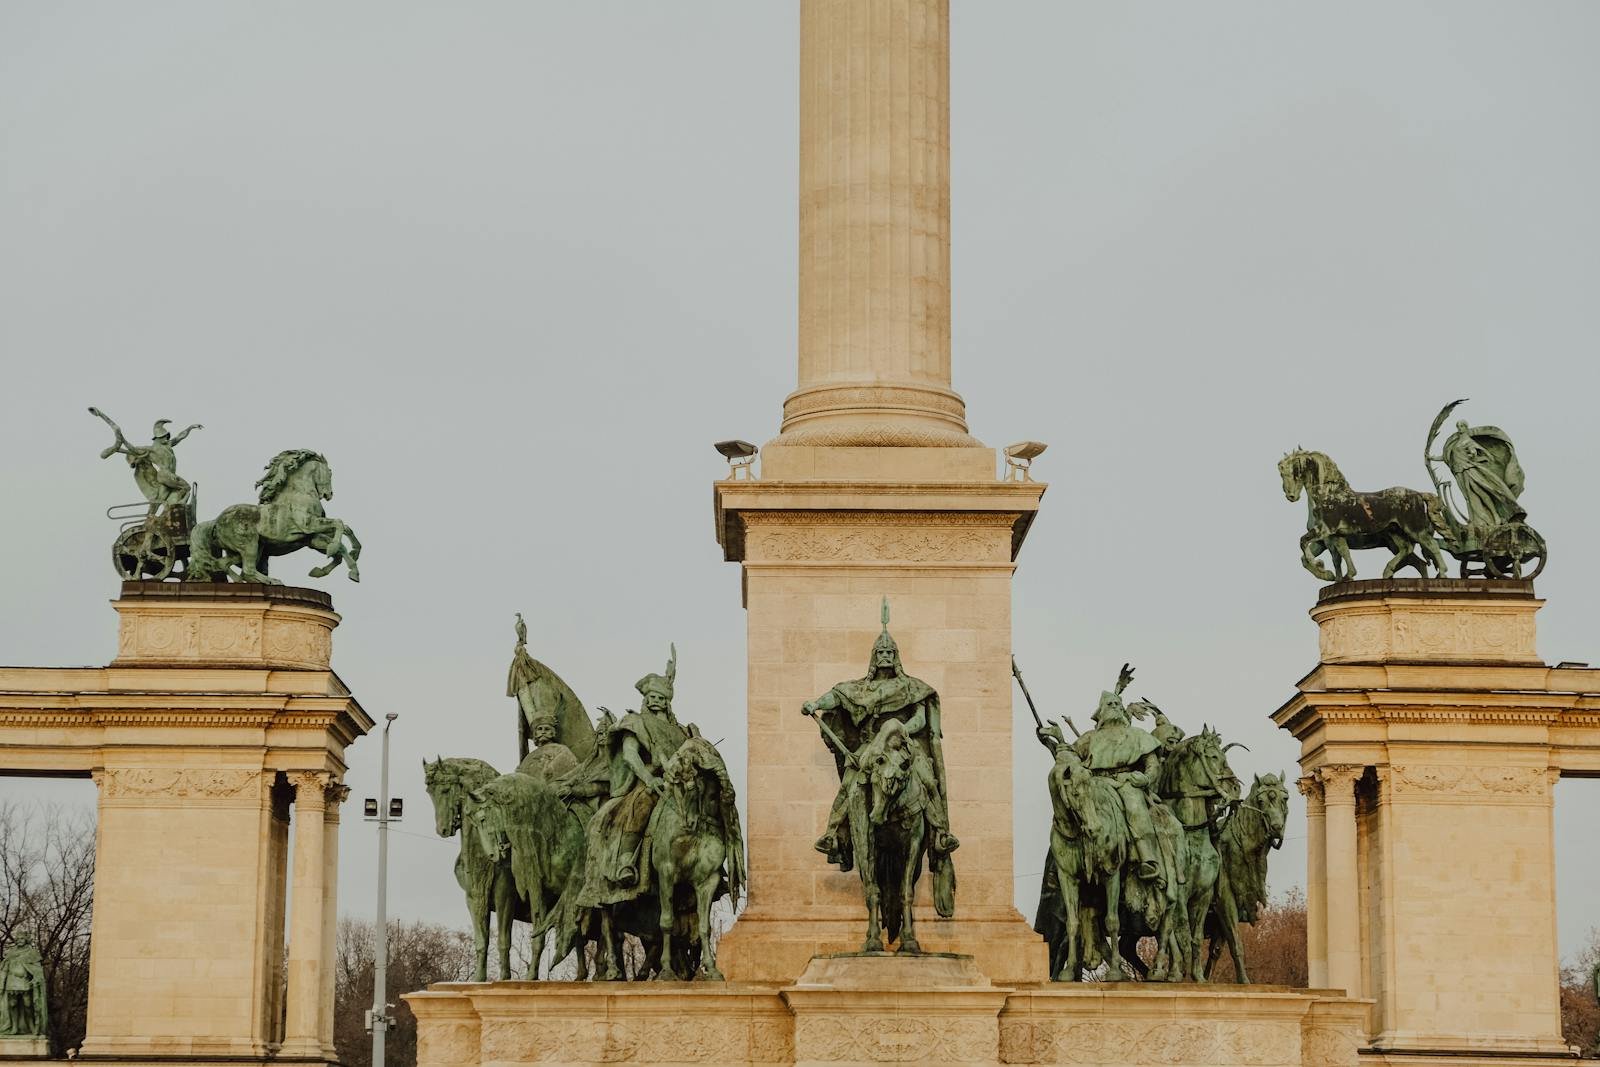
[1275,578,1600,1065]
[0,583,370,1063]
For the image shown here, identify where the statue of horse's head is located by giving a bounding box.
[256,449,332,504]
[422,756,497,838]
[465,776,519,862]
[1278,448,1342,502]
[663,736,733,836]
[1171,726,1244,805]
[1247,772,1290,849]
[863,721,913,826]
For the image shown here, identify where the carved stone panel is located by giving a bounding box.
[113,600,336,670]
[1312,595,1540,666]
[999,1017,1299,1066]
[743,511,1014,565]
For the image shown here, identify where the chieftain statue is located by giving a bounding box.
[802,599,956,953]
[1022,662,1286,983]
[425,620,744,982]
[0,936,48,1038]
[1279,399,1545,582]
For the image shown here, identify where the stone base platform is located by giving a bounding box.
[0,1036,48,1060]
[406,959,1369,1067]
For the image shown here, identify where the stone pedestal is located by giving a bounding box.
[0,1035,49,1060]
[0,582,371,1065]
[405,978,1369,1067]
[1274,578,1600,1064]
[713,472,1049,985]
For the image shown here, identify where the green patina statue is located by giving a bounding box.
[434,623,743,982]
[90,407,201,518]
[1280,400,1545,582]
[802,599,956,954]
[0,936,48,1038]
[187,449,362,584]
[1025,663,1282,983]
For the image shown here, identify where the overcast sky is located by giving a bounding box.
[2,2,1597,961]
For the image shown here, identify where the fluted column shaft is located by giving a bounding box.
[785,0,971,444]
[283,772,329,1056]
[1320,765,1363,998]
[1299,775,1328,988]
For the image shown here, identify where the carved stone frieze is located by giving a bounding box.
[1389,763,1549,797]
[999,1017,1297,1065]
[477,1014,786,1064]
[796,1013,995,1063]
[741,510,1014,564]
[1313,598,1539,666]
[416,1020,479,1067]
[1299,1025,1358,1066]
[113,600,336,670]
[100,767,262,799]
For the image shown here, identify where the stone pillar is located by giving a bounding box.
[1298,774,1328,989]
[1319,764,1363,999]
[283,771,330,1058]
[254,774,292,1050]
[320,783,349,1056]
[784,0,971,447]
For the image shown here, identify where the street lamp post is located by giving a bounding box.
[367,712,399,1066]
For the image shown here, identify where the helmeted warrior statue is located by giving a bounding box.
[0,935,47,1038]
[576,645,690,908]
[89,407,201,517]
[806,600,957,865]
[510,614,595,768]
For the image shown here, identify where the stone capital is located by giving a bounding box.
[289,771,332,811]
[1316,763,1364,800]
[1296,774,1324,803]
[323,781,351,817]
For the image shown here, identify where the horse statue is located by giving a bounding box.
[187,449,361,583]
[1204,772,1290,983]
[1039,742,1188,982]
[1278,448,1448,581]
[835,718,948,955]
[648,733,746,980]
[1157,726,1243,982]
[466,769,593,980]
[421,757,528,982]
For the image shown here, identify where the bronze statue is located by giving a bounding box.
[0,936,47,1038]
[89,407,200,519]
[802,600,956,953]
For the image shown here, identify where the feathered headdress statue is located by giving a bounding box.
[636,642,677,701]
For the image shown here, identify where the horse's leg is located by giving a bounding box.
[655,856,679,981]
[896,821,924,955]
[341,522,362,581]
[1189,851,1218,983]
[1103,870,1126,980]
[468,887,490,983]
[233,528,278,585]
[1054,852,1078,982]
[1334,537,1357,581]
[493,872,515,981]
[1219,880,1248,983]
[305,521,346,579]
[599,909,622,981]
[695,873,723,980]
[847,796,882,952]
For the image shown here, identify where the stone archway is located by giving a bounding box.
[0,582,371,1064]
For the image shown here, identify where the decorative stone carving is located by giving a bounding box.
[416,1020,479,1067]
[741,513,1014,565]
[1296,775,1324,802]
[1300,1025,1358,1066]
[1312,594,1540,666]
[114,601,335,670]
[1389,764,1548,797]
[100,768,262,799]
[796,1014,995,1064]
[478,1015,784,1064]
[998,1017,1298,1065]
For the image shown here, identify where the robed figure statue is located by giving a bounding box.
[803,600,957,952]
[0,937,47,1038]
[576,646,690,908]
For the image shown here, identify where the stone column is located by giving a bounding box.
[783,0,972,446]
[283,770,330,1058]
[1298,774,1328,988]
[320,783,349,1057]
[1319,764,1363,999]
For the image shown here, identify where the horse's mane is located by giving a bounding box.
[1284,449,1348,492]
[425,756,499,793]
[256,449,328,502]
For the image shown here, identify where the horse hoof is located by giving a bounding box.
[655,970,680,982]
[701,967,725,982]
[863,938,884,953]
[896,939,922,955]
[348,571,361,583]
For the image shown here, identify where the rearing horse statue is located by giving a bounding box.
[188,450,361,583]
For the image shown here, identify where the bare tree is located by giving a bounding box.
[1207,886,1308,987]
[1561,927,1600,1058]
[0,801,95,1056]
[333,918,476,1067]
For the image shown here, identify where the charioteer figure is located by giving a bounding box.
[89,407,201,517]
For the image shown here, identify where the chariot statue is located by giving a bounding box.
[1279,399,1544,582]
